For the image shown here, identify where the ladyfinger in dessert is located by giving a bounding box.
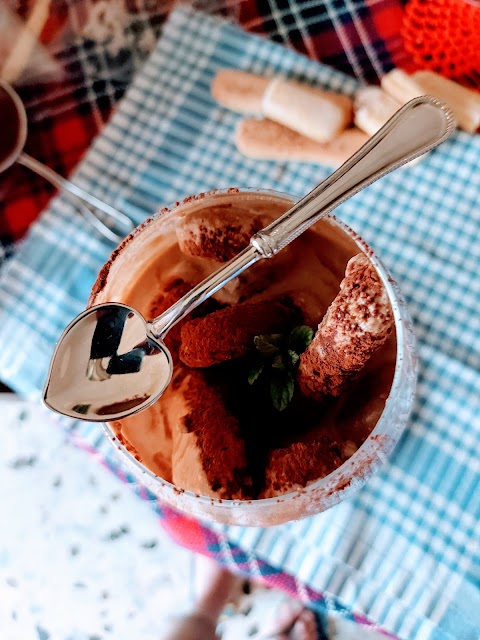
[297,253,393,402]
[180,297,301,368]
[176,205,267,261]
[175,198,297,305]
[171,371,251,499]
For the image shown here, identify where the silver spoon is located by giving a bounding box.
[0,80,134,244]
[43,96,455,422]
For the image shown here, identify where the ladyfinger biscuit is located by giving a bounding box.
[412,71,480,133]
[262,77,353,143]
[172,371,251,499]
[211,69,271,114]
[380,69,424,105]
[176,205,268,262]
[148,278,220,359]
[354,86,403,136]
[262,438,346,498]
[235,118,369,167]
[180,296,301,368]
[297,253,393,402]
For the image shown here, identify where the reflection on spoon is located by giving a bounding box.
[46,303,172,420]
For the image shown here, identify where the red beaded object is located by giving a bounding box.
[403,0,480,86]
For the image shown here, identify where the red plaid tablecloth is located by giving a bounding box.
[0,0,414,258]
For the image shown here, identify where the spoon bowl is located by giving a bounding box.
[43,303,173,421]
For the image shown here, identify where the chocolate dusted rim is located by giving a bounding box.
[89,188,298,303]
[89,187,286,304]
[96,188,416,508]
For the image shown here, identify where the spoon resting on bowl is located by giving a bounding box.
[43,96,455,422]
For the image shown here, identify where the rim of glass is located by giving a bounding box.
[101,187,414,507]
[0,81,28,173]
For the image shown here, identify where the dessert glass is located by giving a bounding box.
[90,188,417,527]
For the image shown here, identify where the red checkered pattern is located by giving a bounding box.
[2,0,480,258]
[0,0,173,255]
[1,0,412,256]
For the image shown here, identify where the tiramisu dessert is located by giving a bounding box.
[90,190,395,500]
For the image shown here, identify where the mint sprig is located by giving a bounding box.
[253,333,284,356]
[289,325,314,353]
[248,325,314,411]
[270,372,295,412]
[247,361,264,385]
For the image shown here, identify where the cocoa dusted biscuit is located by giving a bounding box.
[148,278,220,358]
[180,296,301,368]
[173,370,251,499]
[175,204,268,262]
[262,438,347,497]
[175,198,296,306]
[297,253,393,402]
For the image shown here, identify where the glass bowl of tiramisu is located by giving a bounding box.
[89,188,417,526]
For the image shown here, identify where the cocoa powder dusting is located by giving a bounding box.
[148,278,220,359]
[176,205,266,262]
[88,215,157,304]
[180,296,301,367]
[264,437,346,495]
[98,197,396,501]
[298,254,393,402]
[110,421,141,460]
[182,372,251,499]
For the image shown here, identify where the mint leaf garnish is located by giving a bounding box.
[248,361,264,385]
[249,324,314,411]
[254,334,283,357]
[288,325,314,354]
[287,349,299,366]
[270,372,295,412]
